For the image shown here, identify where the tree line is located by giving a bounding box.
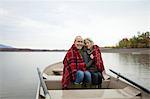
[117,31,150,48]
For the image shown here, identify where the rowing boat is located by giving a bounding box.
[36,62,150,99]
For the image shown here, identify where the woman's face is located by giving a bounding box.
[85,40,92,49]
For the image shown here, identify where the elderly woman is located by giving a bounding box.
[83,38,110,85]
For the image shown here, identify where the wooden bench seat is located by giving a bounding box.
[44,75,111,90]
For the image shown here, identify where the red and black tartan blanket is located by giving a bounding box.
[62,44,86,89]
[92,45,105,72]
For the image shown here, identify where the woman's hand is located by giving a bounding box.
[90,54,94,59]
[102,70,110,80]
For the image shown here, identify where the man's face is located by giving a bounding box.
[74,37,83,49]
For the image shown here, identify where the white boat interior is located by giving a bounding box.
[36,62,150,99]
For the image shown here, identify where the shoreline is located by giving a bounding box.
[100,48,150,54]
[0,48,149,54]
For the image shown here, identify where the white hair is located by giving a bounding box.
[74,36,83,43]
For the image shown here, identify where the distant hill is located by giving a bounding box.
[0,44,67,52]
[0,44,13,48]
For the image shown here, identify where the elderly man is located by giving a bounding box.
[62,36,91,89]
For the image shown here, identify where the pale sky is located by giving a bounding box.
[0,0,149,49]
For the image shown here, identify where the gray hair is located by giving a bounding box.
[74,36,83,43]
[84,38,94,45]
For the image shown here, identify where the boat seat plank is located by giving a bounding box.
[45,76,62,90]
[46,75,62,81]
[45,75,111,89]
[48,89,140,99]
[123,86,141,96]
[52,68,63,75]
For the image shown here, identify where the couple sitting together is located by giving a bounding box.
[62,36,110,89]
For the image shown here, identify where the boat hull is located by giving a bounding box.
[36,62,150,99]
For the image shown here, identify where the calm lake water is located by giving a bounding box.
[0,52,150,99]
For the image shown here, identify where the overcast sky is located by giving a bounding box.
[0,0,149,49]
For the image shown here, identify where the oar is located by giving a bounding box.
[37,67,51,99]
[109,69,150,94]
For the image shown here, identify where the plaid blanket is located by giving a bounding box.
[62,44,86,89]
[92,45,105,72]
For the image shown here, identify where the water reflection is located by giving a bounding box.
[117,53,150,90]
[119,53,150,67]
[102,53,150,90]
